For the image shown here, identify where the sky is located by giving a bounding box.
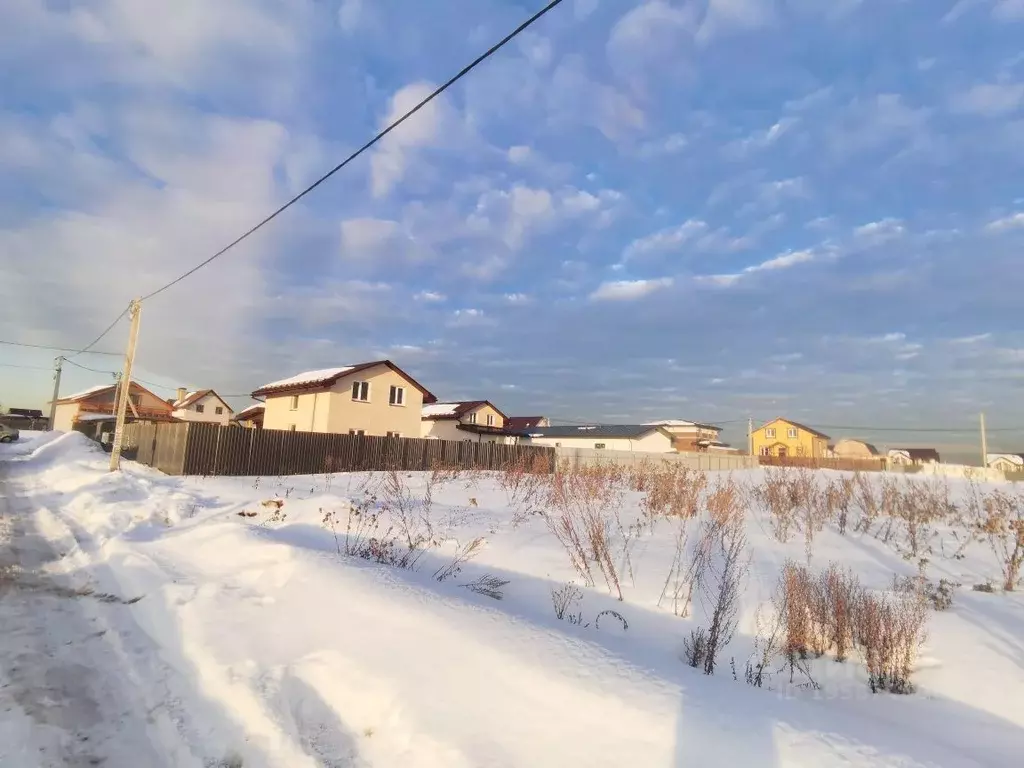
[1,0,1023,455]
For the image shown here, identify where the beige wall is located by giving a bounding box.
[263,364,424,437]
[173,393,233,426]
[833,439,877,460]
[53,403,79,432]
[526,431,674,453]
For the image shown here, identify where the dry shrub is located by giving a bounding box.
[825,476,855,535]
[641,465,708,522]
[551,582,587,625]
[976,488,1024,591]
[433,537,485,582]
[657,517,692,616]
[853,583,928,694]
[778,561,862,663]
[461,575,509,600]
[381,469,436,550]
[816,564,861,662]
[544,465,628,599]
[498,452,552,524]
[754,468,820,543]
[779,561,815,660]
[884,478,951,557]
[699,498,748,675]
[682,627,709,668]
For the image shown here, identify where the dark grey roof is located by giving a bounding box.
[523,425,668,439]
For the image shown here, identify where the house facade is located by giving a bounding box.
[252,360,435,438]
[171,388,233,426]
[832,439,880,460]
[52,382,176,434]
[888,448,941,466]
[421,401,508,443]
[987,453,1024,472]
[521,425,675,452]
[751,418,830,458]
[644,420,723,452]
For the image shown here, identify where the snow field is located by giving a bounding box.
[2,431,1023,766]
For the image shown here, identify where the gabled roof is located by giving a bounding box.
[834,438,880,456]
[757,417,831,440]
[7,408,44,418]
[505,416,547,431]
[522,425,672,440]
[645,419,722,431]
[422,400,507,422]
[172,389,232,412]
[54,383,117,403]
[252,360,436,402]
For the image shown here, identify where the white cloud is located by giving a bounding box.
[637,132,688,158]
[338,0,363,33]
[950,82,1024,116]
[985,212,1024,231]
[950,333,992,344]
[696,0,777,44]
[369,81,444,198]
[589,277,673,301]
[507,145,532,163]
[725,117,798,158]
[702,249,816,286]
[504,293,530,304]
[340,217,400,255]
[853,218,905,244]
[574,0,600,19]
[414,291,446,303]
[623,219,707,260]
[561,189,602,215]
[827,94,931,158]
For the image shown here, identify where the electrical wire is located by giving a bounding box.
[65,305,130,360]
[0,339,119,355]
[139,0,567,302]
[0,363,53,371]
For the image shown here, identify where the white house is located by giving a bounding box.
[172,389,234,426]
[987,453,1024,473]
[421,400,509,443]
[521,425,675,452]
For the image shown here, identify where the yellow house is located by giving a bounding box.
[751,417,831,459]
[251,360,435,437]
[421,400,508,443]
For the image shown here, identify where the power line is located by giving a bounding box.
[0,339,119,355]
[66,305,130,360]
[139,0,567,302]
[0,363,53,371]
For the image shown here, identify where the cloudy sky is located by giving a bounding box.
[1,0,1023,453]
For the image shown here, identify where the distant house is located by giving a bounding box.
[421,401,509,443]
[171,388,233,426]
[751,418,830,459]
[505,416,549,432]
[235,403,265,429]
[251,360,435,438]
[832,438,880,460]
[644,420,724,453]
[986,453,1024,472]
[521,425,675,453]
[51,382,176,435]
[1,408,46,429]
[888,448,941,466]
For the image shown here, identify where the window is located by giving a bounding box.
[486,414,494,426]
[348,429,365,437]
[386,431,401,438]
[289,424,297,432]
[389,385,405,406]
[787,427,798,439]
[289,395,299,411]
[195,404,205,414]
[765,428,776,438]
[467,412,477,424]
[215,406,224,415]
[555,442,562,448]
[760,446,771,456]
[594,443,606,449]
[351,381,370,402]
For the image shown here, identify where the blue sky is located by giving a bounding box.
[1,0,1024,453]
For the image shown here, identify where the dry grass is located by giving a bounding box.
[975,488,1024,591]
[854,582,929,694]
[698,488,749,675]
[640,464,708,523]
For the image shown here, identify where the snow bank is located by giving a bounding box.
[3,439,1023,766]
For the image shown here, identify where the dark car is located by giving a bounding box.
[0,423,20,443]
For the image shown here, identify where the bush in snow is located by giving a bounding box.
[853,581,929,695]
[498,453,552,525]
[699,488,749,676]
[824,476,855,536]
[640,464,707,523]
[682,627,708,668]
[975,488,1024,591]
[461,575,509,600]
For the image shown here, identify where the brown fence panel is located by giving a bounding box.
[758,455,886,472]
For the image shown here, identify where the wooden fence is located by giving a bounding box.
[123,422,554,477]
[758,455,886,472]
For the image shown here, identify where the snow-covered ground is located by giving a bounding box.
[2,431,1023,767]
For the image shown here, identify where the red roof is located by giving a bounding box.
[505,416,546,431]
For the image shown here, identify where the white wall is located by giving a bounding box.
[173,393,233,426]
[52,403,79,432]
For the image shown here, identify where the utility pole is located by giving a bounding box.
[748,416,754,456]
[48,356,64,430]
[980,412,988,468]
[109,299,142,472]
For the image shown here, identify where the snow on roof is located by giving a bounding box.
[422,402,461,418]
[172,391,197,409]
[59,383,115,402]
[257,367,355,392]
[644,420,697,427]
[237,403,265,418]
[77,412,115,422]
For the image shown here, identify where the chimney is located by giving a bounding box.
[176,387,187,404]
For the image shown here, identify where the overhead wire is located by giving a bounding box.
[0,339,120,355]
